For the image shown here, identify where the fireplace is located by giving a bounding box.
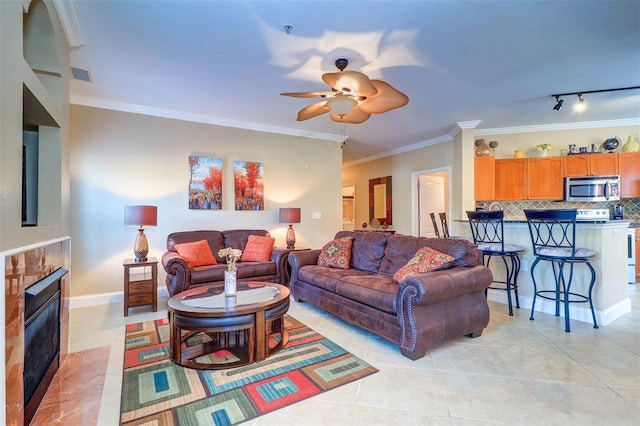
[23,267,68,424]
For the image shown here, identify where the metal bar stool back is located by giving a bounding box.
[438,212,450,238]
[523,209,598,332]
[429,212,441,238]
[467,210,526,315]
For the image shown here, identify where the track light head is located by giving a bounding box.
[574,94,586,112]
[552,96,563,111]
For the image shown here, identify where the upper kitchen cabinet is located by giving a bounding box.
[474,156,495,201]
[527,157,564,200]
[619,152,640,198]
[563,153,619,177]
[495,158,525,200]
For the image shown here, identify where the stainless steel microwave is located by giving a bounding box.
[564,175,620,202]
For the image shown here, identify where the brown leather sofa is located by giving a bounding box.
[288,231,493,360]
[162,229,291,297]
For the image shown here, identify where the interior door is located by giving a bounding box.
[418,174,445,237]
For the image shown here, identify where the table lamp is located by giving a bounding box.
[279,208,301,249]
[125,205,157,262]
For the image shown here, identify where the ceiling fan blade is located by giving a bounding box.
[280,91,335,99]
[322,70,378,97]
[330,106,371,124]
[297,102,330,121]
[358,80,409,114]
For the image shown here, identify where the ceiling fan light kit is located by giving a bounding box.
[281,58,408,124]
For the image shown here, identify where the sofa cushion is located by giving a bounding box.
[318,237,353,269]
[392,247,455,283]
[174,240,217,268]
[335,231,388,273]
[298,264,371,293]
[241,235,275,262]
[167,230,225,262]
[223,229,270,253]
[336,274,398,314]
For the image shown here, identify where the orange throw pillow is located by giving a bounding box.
[241,235,275,262]
[174,240,217,268]
[317,237,353,269]
[393,247,454,283]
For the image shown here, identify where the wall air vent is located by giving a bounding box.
[70,67,91,82]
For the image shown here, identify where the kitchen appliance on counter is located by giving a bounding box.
[611,203,625,220]
[564,175,620,202]
[575,208,610,222]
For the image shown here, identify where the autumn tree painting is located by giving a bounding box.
[234,161,264,210]
[188,155,222,210]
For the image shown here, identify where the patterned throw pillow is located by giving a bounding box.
[317,237,354,269]
[174,240,217,268]
[392,247,455,283]
[241,235,275,262]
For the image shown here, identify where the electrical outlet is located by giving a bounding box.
[520,260,528,272]
[312,212,321,219]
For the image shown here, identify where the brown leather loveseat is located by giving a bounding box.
[162,229,290,297]
[288,231,493,360]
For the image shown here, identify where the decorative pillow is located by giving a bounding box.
[241,235,275,262]
[392,247,455,283]
[317,237,353,269]
[174,240,217,268]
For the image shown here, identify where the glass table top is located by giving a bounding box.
[180,285,279,309]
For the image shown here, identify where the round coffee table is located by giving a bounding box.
[168,282,290,370]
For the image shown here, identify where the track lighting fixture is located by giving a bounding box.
[552,96,563,111]
[550,86,640,112]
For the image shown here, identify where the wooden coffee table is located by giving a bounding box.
[168,282,290,370]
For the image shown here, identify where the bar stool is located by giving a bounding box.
[523,209,598,332]
[466,210,526,316]
[439,212,450,238]
[429,212,441,238]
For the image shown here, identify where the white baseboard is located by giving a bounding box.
[486,289,631,327]
[69,287,169,309]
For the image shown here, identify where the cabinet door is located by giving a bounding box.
[619,152,640,197]
[563,155,589,177]
[590,154,618,175]
[474,156,495,201]
[527,157,564,200]
[495,159,525,200]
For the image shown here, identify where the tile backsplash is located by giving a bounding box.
[476,198,640,222]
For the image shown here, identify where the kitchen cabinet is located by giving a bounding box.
[563,153,618,177]
[474,156,495,201]
[636,228,640,281]
[619,152,640,198]
[494,157,562,201]
[495,158,525,200]
[527,157,564,200]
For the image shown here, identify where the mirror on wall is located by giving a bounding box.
[369,176,392,226]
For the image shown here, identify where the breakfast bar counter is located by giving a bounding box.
[454,218,631,326]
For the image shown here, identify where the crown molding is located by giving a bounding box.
[475,118,640,136]
[70,95,343,142]
[52,0,86,47]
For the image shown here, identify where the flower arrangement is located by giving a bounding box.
[218,247,242,272]
[536,143,552,152]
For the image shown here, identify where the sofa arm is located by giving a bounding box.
[288,249,320,284]
[162,251,191,297]
[398,265,493,307]
[270,248,291,285]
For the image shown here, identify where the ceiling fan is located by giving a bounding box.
[280,58,409,124]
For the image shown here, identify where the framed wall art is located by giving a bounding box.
[188,155,222,210]
[234,161,264,210]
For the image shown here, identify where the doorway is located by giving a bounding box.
[412,169,450,237]
[342,184,355,231]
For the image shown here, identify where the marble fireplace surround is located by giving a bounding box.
[3,238,71,425]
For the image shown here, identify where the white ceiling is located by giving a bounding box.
[66,1,640,164]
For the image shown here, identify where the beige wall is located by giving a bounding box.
[70,106,343,297]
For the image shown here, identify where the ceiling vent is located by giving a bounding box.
[70,67,91,82]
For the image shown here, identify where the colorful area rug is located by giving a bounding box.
[120,316,378,425]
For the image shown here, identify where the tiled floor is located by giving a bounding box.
[37,285,639,425]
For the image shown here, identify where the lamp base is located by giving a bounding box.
[133,227,149,263]
[286,224,296,250]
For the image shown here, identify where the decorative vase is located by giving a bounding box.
[622,135,640,152]
[224,270,236,296]
[539,150,548,157]
[475,139,491,157]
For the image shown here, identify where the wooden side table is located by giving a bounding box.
[123,257,158,316]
